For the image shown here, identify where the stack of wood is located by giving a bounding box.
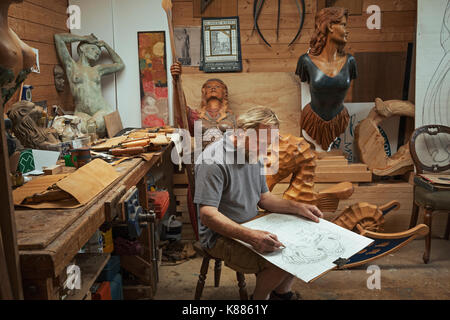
[91,127,174,156]
[314,151,372,183]
[172,169,196,241]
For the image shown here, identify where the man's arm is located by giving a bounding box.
[199,205,285,254]
[258,191,323,222]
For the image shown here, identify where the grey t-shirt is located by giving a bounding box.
[193,132,269,249]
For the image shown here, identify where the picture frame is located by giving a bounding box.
[137,31,170,128]
[200,16,242,73]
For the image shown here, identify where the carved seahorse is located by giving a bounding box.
[265,134,354,211]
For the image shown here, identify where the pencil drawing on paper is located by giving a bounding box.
[281,227,345,265]
[238,213,373,282]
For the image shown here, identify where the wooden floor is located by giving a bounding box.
[154,238,450,300]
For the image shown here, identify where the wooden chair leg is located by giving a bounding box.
[409,202,420,228]
[445,212,450,240]
[236,272,248,300]
[214,259,222,287]
[195,257,210,300]
[423,206,433,264]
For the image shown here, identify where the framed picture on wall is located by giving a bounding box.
[137,31,170,128]
[174,26,201,66]
[200,17,242,72]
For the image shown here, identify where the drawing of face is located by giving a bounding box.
[281,229,344,265]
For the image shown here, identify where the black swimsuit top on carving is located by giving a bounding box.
[296,53,357,121]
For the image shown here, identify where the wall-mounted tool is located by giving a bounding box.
[253,0,306,47]
[201,0,215,13]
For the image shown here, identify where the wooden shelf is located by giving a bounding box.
[66,253,111,300]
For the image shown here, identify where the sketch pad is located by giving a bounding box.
[236,213,374,283]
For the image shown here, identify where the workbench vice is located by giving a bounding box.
[123,187,156,238]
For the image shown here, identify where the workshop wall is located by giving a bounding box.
[6,0,74,113]
[173,0,417,102]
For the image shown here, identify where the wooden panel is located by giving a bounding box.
[318,0,363,15]
[193,0,237,17]
[26,0,70,14]
[9,1,68,31]
[181,72,301,136]
[6,0,75,113]
[173,0,417,79]
[104,111,123,138]
[352,51,407,102]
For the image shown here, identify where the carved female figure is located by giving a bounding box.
[296,7,357,151]
[170,62,236,143]
[0,0,36,109]
[54,33,124,137]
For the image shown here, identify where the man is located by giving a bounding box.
[194,107,323,300]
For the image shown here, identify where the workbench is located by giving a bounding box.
[16,145,175,300]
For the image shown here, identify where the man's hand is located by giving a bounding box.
[170,61,182,80]
[247,229,285,254]
[294,203,323,223]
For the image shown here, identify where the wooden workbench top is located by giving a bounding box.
[17,147,167,280]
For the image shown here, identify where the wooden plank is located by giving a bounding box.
[173,173,188,185]
[25,0,70,14]
[9,1,69,31]
[362,0,417,11]
[353,52,407,102]
[314,171,372,183]
[193,0,237,17]
[0,111,23,300]
[67,253,110,301]
[104,111,123,138]
[316,164,369,173]
[0,227,13,299]
[181,72,301,136]
[316,159,348,166]
[238,0,314,15]
[120,255,153,284]
[240,28,414,46]
[8,17,65,45]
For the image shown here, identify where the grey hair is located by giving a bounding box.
[236,106,280,130]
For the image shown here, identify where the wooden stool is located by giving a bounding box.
[194,242,248,300]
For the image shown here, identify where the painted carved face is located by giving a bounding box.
[202,80,226,102]
[329,15,348,44]
[80,44,101,62]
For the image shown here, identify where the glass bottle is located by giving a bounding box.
[61,119,75,142]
